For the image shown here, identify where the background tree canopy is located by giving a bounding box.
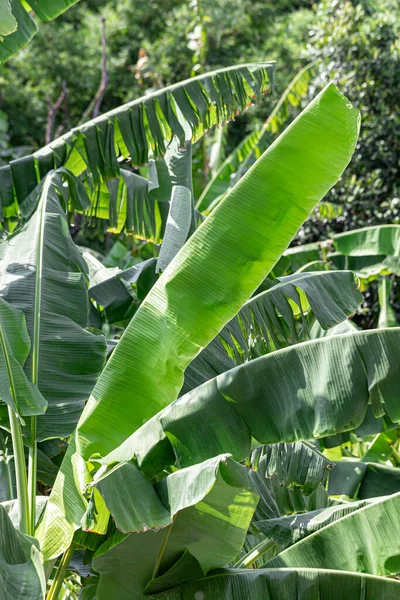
[1,0,399,241]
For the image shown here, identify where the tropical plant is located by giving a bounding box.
[1,61,400,600]
[0,0,82,62]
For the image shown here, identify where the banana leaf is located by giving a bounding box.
[0,0,17,37]
[156,186,192,273]
[23,0,80,21]
[256,499,372,549]
[267,492,400,577]
[77,84,360,459]
[0,0,80,63]
[146,567,400,599]
[0,63,274,221]
[0,171,107,439]
[249,443,332,522]
[110,328,400,480]
[328,460,400,499]
[0,0,38,63]
[0,504,46,600]
[333,225,400,256]
[183,270,362,392]
[253,441,334,496]
[91,455,258,600]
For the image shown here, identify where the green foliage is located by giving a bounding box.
[0,0,311,148]
[0,0,80,63]
[299,0,400,240]
[1,4,400,598]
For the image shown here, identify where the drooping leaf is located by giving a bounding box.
[147,567,400,599]
[0,504,46,600]
[156,186,192,273]
[183,270,362,392]
[0,297,47,417]
[0,64,274,221]
[111,328,400,481]
[0,171,107,439]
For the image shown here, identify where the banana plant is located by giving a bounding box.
[2,66,400,600]
[32,82,365,593]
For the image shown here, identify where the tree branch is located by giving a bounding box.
[45,81,68,145]
[80,16,108,123]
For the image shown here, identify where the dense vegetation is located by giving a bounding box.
[0,1,400,599]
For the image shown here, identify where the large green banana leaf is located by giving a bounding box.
[183,269,362,393]
[0,63,274,222]
[109,328,400,479]
[0,504,45,600]
[77,83,360,458]
[90,455,258,600]
[0,171,106,439]
[147,568,400,599]
[0,297,46,417]
[268,492,400,577]
[0,0,80,63]
[37,83,359,560]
